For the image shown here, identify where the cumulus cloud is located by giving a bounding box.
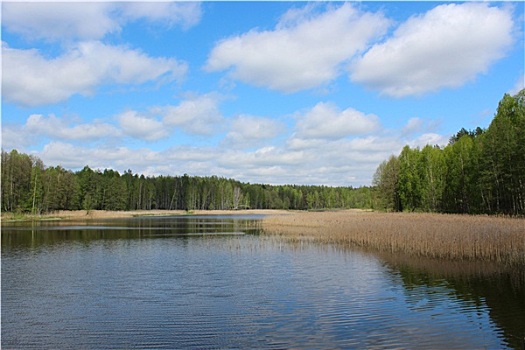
[223,115,285,148]
[117,111,167,141]
[2,3,117,42]
[163,146,219,163]
[402,117,425,135]
[408,133,449,148]
[281,136,403,185]
[119,2,202,30]
[350,3,515,97]
[9,97,450,187]
[1,125,32,150]
[2,41,188,106]
[39,141,161,170]
[111,93,226,139]
[27,118,450,187]
[37,141,223,177]
[24,114,120,140]
[14,93,227,147]
[288,134,400,159]
[205,3,390,92]
[1,113,122,152]
[295,102,380,139]
[220,146,308,169]
[160,94,225,135]
[1,2,202,42]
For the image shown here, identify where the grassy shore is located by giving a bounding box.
[0,209,292,223]
[262,210,525,266]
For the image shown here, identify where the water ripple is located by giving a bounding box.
[2,221,519,349]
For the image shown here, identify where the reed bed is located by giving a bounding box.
[262,210,525,266]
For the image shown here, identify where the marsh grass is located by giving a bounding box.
[262,211,525,266]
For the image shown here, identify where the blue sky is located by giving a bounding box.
[2,1,524,186]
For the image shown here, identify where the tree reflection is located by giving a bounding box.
[378,252,524,349]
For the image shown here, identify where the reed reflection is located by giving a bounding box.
[377,252,525,350]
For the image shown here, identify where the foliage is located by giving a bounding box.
[374,89,525,215]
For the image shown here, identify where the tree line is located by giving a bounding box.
[4,90,522,216]
[374,89,525,216]
[1,150,375,214]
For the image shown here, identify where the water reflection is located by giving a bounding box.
[1,215,264,248]
[2,216,523,349]
[376,252,525,349]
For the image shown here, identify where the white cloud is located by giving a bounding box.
[164,146,219,163]
[24,114,120,140]
[288,135,400,160]
[2,3,117,42]
[9,99,449,187]
[220,146,308,168]
[28,121,449,187]
[1,125,32,150]
[402,117,424,135]
[282,136,402,185]
[205,3,390,92]
[37,141,224,178]
[2,41,188,106]
[408,133,449,148]
[2,113,123,152]
[160,94,225,135]
[117,111,167,141]
[1,2,201,42]
[224,115,285,148]
[295,102,380,139]
[39,141,160,170]
[286,137,326,151]
[14,93,227,145]
[341,136,401,154]
[350,3,515,97]
[119,2,202,30]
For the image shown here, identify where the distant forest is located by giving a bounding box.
[374,89,524,216]
[1,150,375,213]
[2,90,523,216]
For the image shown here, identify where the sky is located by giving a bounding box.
[1,1,524,187]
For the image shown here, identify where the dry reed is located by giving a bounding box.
[262,210,525,266]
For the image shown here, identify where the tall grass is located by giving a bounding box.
[262,211,525,266]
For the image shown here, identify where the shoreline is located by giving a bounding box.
[1,209,293,222]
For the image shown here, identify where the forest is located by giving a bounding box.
[1,150,374,214]
[374,89,525,216]
[2,90,523,216]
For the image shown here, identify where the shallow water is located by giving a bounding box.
[2,216,523,349]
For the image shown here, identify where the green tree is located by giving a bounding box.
[77,166,101,210]
[1,150,33,212]
[398,146,422,211]
[373,155,401,211]
[28,157,45,214]
[42,166,80,211]
[480,90,525,215]
[442,135,480,213]
[419,145,446,212]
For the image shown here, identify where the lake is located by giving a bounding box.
[2,215,524,349]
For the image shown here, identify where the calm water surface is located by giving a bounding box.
[2,216,524,349]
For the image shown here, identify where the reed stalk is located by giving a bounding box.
[262,211,525,266]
